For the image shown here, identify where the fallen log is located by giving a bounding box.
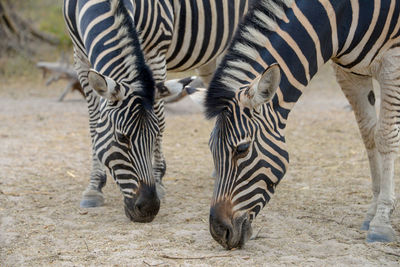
[37,57,84,101]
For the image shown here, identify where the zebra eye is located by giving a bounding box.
[235,142,250,155]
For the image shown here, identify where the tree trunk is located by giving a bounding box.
[0,0,58,56]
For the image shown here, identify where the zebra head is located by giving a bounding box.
[88,69,161,223]
[206,64,288,249]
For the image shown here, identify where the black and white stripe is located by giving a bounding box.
[63,0,251,221]
[205,0,400,248]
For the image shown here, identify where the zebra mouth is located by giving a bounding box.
[124,205,157,223]
[229,214,252,249]
[236,217,252,248]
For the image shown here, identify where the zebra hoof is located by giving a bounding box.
[366,225,396,243]
[80,189,104,208]
[360,220,370,231]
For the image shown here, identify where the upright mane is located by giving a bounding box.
[89,0,155,103]
[205,0,293,119]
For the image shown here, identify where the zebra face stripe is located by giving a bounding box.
[94,86,159,198]
[210,89,289,221]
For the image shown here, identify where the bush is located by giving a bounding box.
[20,0,71,49]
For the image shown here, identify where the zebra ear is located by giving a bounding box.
[155,76,197,101]
[88,69,123,101]
[246,64,281,109]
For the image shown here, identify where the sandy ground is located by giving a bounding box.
[1,64,400,266]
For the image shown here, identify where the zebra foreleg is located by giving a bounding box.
[366,50,400,243]
[153,99,166,199]
[196,58,217,87]
[74,50,107,208]
[334,66,381,231]
[80,155,107,207]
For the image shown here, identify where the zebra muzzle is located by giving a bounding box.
[123,184,160,223]
[209,203,252,249]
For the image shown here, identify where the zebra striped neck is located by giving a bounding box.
[78,0,155,102]
[205,0,355,122]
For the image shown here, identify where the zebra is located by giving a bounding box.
[200,0,400,248]
[63,0,250,222]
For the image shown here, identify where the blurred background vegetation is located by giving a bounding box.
[0,0,72,78]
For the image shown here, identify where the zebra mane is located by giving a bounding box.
[108,0,155,105]
[205,0,293,119]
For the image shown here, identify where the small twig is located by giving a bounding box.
[159,253,248,260]
[67,171,76,178]
[83,239,90,252]
[143,260,164,266]
[378,249,400,257]
[340,215,348,224]
[251,227,264,240]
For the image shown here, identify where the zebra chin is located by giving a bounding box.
[209,201,253,250]
[123,184,160,223]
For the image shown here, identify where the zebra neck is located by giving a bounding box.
[260,0,362,122]
[209,0,352,122]
[79,0,153,90]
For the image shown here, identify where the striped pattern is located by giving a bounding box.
[65,0,156,201]
[63,0,250,215]
[209,92,287,220]
[165,0,250,72]
[206,0,400,247]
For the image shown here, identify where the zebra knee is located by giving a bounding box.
[374,126,400,154]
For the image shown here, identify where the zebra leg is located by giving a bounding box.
[196,58,217,87]
[334,66,380,231]
[153,99,166,199]
[74,50,107,208]
[366,50,400,243]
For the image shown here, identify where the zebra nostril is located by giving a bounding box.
[224,227,231,242]
[135,199,145,213]
[134,185,160,217]
[209,208,235,248]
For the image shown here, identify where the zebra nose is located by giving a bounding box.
[209,209,234,249]
[124,184,160,223]
[135,187,160,215]
[209,203,252,249]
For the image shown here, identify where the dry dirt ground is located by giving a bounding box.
[1,64,400,266]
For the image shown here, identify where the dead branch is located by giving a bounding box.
[37,57,85,101]
[160,254,236,260]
